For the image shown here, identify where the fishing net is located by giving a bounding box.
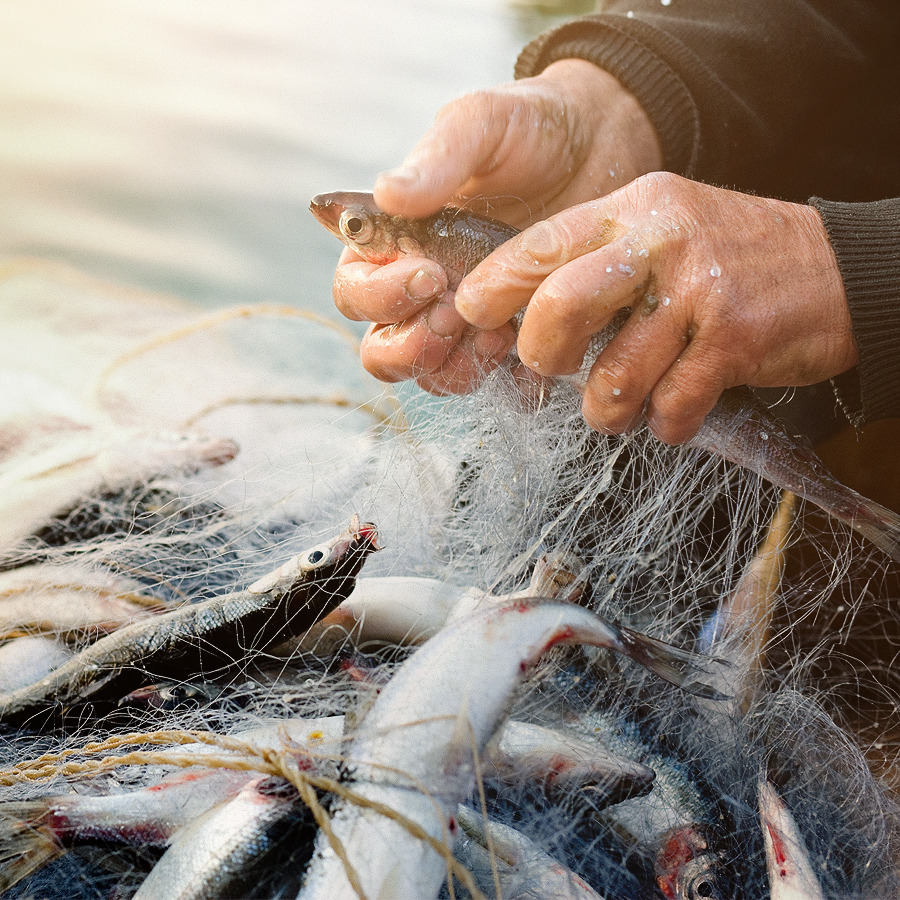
[1,257,899,898]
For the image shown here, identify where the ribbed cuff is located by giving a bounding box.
[809,197,900,423]
[514,16,699,177]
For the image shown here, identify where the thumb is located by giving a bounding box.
[373,91,508,219]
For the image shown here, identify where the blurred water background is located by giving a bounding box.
[0,0,590,320]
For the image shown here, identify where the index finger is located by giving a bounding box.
[453,203,624,330]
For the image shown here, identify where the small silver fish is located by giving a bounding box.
[310,190,518,291]
[0,715,346,893]
[0,517,379,726]
[299,599,724,900]
[0,768,257,893]
[758,779,825,900]
[132,775,304,900]
[311,190,900,562]
[455,804,605,900]
[296,548,583,654]
[484,718,655,808]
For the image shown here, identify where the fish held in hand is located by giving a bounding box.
[310,190,518,291]
[312,190,900,561]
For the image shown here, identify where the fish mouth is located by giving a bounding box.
[329,514,381,563]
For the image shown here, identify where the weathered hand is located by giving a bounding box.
[454,172,858,443]
[332,60,661,394]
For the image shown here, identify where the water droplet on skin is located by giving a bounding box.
[625,248,632,257]
[638,248,649,257]
[608,169,616,178]
[661,0,672,5]
[618,264,635,276]
[650,209,658,216]
[710,265,721,277]
[663,296,671,306]
[626,9,635,17]
[760,432,769,440]
[612,387,622,396]
[605,266,613,273]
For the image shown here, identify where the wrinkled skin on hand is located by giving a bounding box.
[333,59,661,396]
[332,64,857,444]
[455,172,857,444]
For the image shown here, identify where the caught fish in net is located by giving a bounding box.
[0,257,899,899]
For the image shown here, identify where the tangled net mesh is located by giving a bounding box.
[0,259,899,898]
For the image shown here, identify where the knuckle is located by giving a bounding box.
[515,220,570,269]
[532,279,589,331]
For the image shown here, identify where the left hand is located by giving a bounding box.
[454,172,859,444]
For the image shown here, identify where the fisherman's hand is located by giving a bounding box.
[335,244,517,393]
[372,59,662,223]
[334,60,661,393]
[454,172,858,444]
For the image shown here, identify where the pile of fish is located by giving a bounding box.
[0,504,868,899]
[0,252,899,899]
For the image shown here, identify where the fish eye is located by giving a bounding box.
[689,878,717,899]
[339,208,375,245]
[306,549,325,565]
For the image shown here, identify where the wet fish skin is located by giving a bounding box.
[484,719,655,808]
[299,599,725,900]
[0,769,257,893]
[758,779,825,900]
[295,548,583,654]
[655,825,726,900]
[455,804,606,900]
[132,775,306,900]
[691,387,900,561]
[0,518,379,726]
[311,191,900,561]
[309,190,519,290]
[0,714,345,893]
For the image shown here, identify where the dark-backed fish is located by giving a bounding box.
[310,191,900,562]
[0,517,379,726]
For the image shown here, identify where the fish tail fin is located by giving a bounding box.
[616,627,731,701]
[848,495,900,563]
[0,802,64,892]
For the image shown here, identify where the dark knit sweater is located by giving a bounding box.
[514,3,900,425]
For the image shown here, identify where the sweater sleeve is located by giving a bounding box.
[809,198,900,422]
[514,3,899,202]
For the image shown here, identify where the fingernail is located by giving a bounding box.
[472,329,512,361]
[425,296,463,337]
[406,268,444,303]
[454,282,484,322]
[377,165,419,187]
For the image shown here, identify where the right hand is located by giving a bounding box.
[332,59,662,395]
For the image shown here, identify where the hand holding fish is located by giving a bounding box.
[455,172,858,443]
[332,59,661,394]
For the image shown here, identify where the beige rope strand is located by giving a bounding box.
[91,304,362,406]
